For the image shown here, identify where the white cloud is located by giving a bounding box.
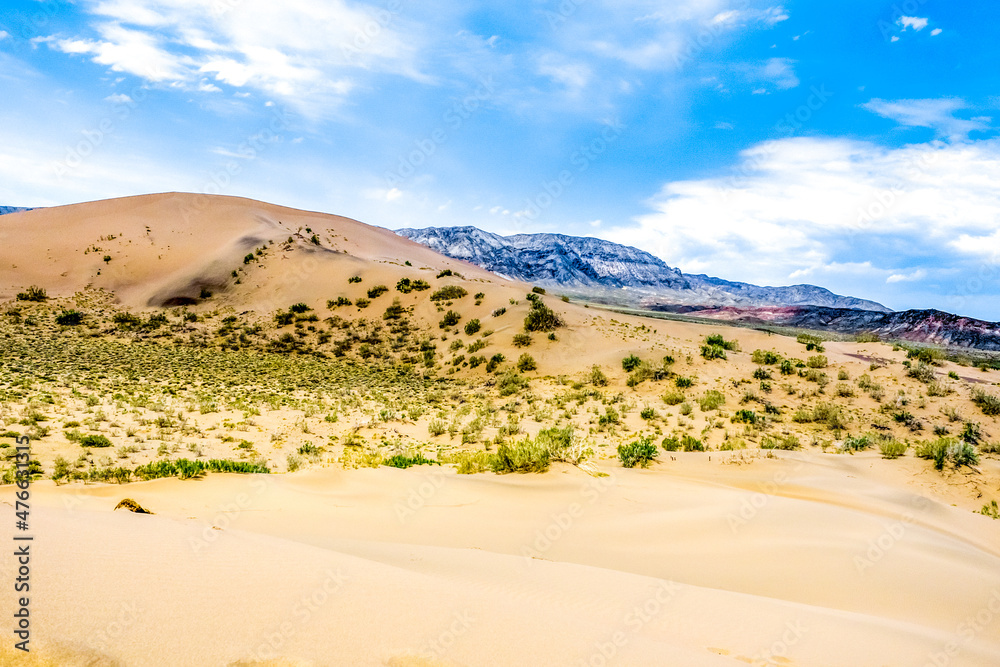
[104,93,133,104]
[536,54,591,95]
[899,16,929,31]
[39,0,425,114]
[0,31,9,41]
[863,98,991,140]
[887,270,927,283]
[760,57,799,89]
[605,136,1000,291]
[931,28,943,36]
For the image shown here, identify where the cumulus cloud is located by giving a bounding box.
[604,136,1000,303]
[39,0,424,114]
[899,16,929,31]
[863,98,991,140]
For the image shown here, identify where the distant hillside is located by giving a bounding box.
[653,304,1000,351]
[397,226,891,313]
[0,206,34,215]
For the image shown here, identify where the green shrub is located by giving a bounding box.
[981,500,1000,520]
[806,355,828,369]
[732,409,757,424]
[395,278,430,293]
[485,353,505,373]
[113,312,143,328]
[640,407,656,420]
[618,436,658,468]
[289,303,311,313]
[915,438,979,470]
[701,344,727,361]
[842,434,873,452]
[879,439,908,459]
[492,307,507,317]
[79,434,112,448]
[464,319,481,336]
[752,350,781,365]
[705,334,739,351]
[679,402,693,416]
[622,355,642,372]
[590,366,609,387]
[498,371,530,396]
[55,310,84,326]
[662,434,704,452]
[971,388,1000,416]
[907,362,936,383]
[752,367,772,380]
[675,376,694,389]
[383,453,439,469]
[493,440,550,473]
[780,359,795,375]
[516,354,537,372]
[797,334,825,352]
[523,299,562,332]
[761,434,800,450]
[430,286,468,302]
[531,286,546,294]
[513,333,532,347]
[16,285,47,302]
[662,390,685,406]
[468,355,486,368]
[698,390,725,411]
[328,296,352,308]
[439,310,461,328]
[348,275,362,283]
[383,298,407,320]
[367,285,389,299]
[436,269,458,278]
[274,311,294,326]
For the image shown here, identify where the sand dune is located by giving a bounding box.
[3,455,1000,666]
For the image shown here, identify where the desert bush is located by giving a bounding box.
[662,390,685,406]
[640,407,657,420]
[837,369,850,381]
[590,365,609,387]
[761,434,800,450]
[621,354,642,372]
[464,319,481,336]
[842,434,873,452]
[662,434,704,452]
[879,439,908,459]
[971,388,1000,416]
[485,353,505,373]
[513,333,532,347]
[523,298,562,332]
[79,434,112,448]
[55,310,84,326]
[16,285,47,302]
[915,438,979,470]
[428,419,447,436]
[439,310,461,328]
[383,453,439,469]
[752,349,781,365]
[493,439,550,473]
[328,296,353,308]
[618,436,658,468]
[468,355,487,368]
[797,334,825,352]
[701,344,727,361]
[732,409,758,425]
[498,371,530,396]
[806,355,828,369]
[516,354,537,372]
[492,307,506,317]
[780,360,795,375]
[367,285,389,299]
[430,285,468,302]
[835,383,855,398]
[395,278,430,293]
[907,362,936,383]
[675,376,694,389]
[289,303,311,313]
[981,500,1000,520]
[699,390,725,412]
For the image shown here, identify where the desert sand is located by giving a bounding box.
[1,194,999,666]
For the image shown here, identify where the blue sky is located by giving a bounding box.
[2,0,999,319]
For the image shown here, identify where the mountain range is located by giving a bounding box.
[396,226,891,312]
[0,206,34,215]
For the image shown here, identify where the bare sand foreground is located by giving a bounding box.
[2,453,1000,667]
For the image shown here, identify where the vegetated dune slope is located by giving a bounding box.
[0,192,499,309]
[1,193,1000,666]
[2,458,1000,666]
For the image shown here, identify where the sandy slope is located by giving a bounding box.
[3,455,1000,666]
